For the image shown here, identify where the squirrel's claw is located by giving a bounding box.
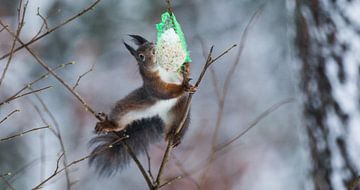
[183,79,197,94]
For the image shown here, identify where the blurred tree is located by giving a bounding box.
[295,0,360,190]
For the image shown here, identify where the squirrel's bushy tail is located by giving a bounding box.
[89,116,164,176]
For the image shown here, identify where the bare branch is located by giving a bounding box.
[0,126,49,142]
[166,0,173,15]
[173,155,200,189]
[213,4,264,148]
[215,98,295,152]
[0,86,52,106]
[72,62,96,90]
[154,44,236,189]
[0,172,12,178]
[198,6,264,186]
[159,176,182,189]
[33,7,61,40]
[0,20,99,118]
[145,149,155,183]
[0,25,7,32]
[30,100,71,190]
[0,0,102,61]
[32,135,128,190]
[36,7,49,31]
[121,141,154,189]
[0,61,74,107]
[0,109,20,125]
[0,0,28,87]
[0,173,16,190]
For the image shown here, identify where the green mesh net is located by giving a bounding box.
[156,12,191,63]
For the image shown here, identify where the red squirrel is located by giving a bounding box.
[89,35,195,176]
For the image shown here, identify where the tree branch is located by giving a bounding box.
[0,126,50,142]
[154,44,237,189]
[0,109,20,125]
[0,0,102,61]
[0,61,74,107]
[0,86,52,106]
[32,135,128,190]
[0,0,28,87]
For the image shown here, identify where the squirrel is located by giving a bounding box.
[89,35,196,176]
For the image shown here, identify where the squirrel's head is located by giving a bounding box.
[124,35,157,72]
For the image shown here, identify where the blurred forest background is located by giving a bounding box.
[0,0,359,190]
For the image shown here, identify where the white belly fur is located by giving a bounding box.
[119,98,178,127]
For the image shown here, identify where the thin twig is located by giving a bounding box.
[0,61,74,107]
[0,109,20,125]
[0,86,52,106]
[0,0,102,61]
[155,141,172,188]
[40,128,45,182]
[0,173,16,190]
[72,62,96,90]
[145,149,155,183]
[0,126,49,142]
[36,7,49,31]
[32,136,128,190]
[0,172,12,178]
[33,7,61,40]
[32,153,64,190]
[121,141,154,189]
[7,159,39,184]
[0,0,27,88]
[212,4,263,149]
[0,20,99,118]
[30,100,71,190]
[210,68,221,102]
[199,7,263,186]
[215,98,295,152]
[176,44,236,135]
[159,176,182,189]
[0,25,7,32]
[173,155,200,189]
[198,38,221,103]
[166,99,295,182]
[166,0,173,15]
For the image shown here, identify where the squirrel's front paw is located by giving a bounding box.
[95,120,117,134]
[183,78,197,94]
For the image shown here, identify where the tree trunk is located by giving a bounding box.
[295,0,360,189]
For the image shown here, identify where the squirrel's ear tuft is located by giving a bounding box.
[129,35,148,45]
[124,42,136,57]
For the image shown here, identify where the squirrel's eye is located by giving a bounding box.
[139,54,145,62]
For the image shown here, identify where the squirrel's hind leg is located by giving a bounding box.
[166,112,190,147]
[166,95,191,147]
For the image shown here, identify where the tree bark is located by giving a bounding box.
[295,0,360,189]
